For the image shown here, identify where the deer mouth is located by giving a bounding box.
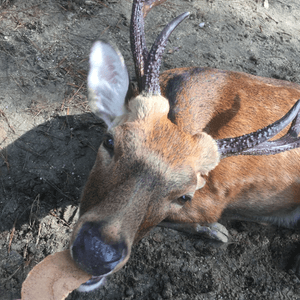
[77,275,107,292]
[73,246,128,292]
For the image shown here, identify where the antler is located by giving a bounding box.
[217,99,300,157]
[130,0,190,95]
[130,1,300,157]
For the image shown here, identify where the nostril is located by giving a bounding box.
[71,222,127,276]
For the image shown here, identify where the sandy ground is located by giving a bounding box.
[1,0,300,299]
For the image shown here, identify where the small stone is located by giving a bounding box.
[162,282,173,299]
[264,0,269,9]
[125,287,134,297]
[152,233,163,243]
[28,243,37,254]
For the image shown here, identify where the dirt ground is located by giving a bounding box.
[1,0,300,299]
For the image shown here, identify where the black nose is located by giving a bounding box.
[71,222,127,276]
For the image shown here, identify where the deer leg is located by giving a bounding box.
[158,221,228,243]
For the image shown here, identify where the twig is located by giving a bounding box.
[0,4,41,15]
[57,56,67,68]
[2,266,21,284]
[0,109,15,134]
[67,82,84,104]
[8,217,17,254]
[61,82,85,112]
[93,0,110,8]
[264,12,278,24]
[114,17,123,30]
[101,25,110,36]
[36,130,64,141]
[57,3,67,12]
[15,141,42,157]
[0,148,10,170]
[44,178,73,200]
[23,243,28,260]
[29,194,40,228]
[49,211,69,227]
[35,222,42,246]
[11,76,25,93]
[28,38,45,54]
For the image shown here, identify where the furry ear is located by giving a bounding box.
[196,173,206,190]
[88,41,129,127]
[194,132,220,175]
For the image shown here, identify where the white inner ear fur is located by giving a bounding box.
[87,41,129,128]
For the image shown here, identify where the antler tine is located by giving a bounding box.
[240,107,300,155]
[145,12,190,95]
[217,99,300,157]
[130,0,170,92]
[131,0,190,95]
[130,0,148,92]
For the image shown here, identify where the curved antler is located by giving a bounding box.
[130,0,190,94]
[145,12,190,95]
[130,0,148,92]
[217,99,300,158]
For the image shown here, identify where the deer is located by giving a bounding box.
[69,0,300,292]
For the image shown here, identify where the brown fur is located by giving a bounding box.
[160,67,300,224]
[71,66,300,279]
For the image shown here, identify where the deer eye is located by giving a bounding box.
[178,195,192,205]
[103,134,114,152]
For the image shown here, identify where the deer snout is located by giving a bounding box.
[70,221,128,276]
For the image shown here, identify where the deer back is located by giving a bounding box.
[160,67,300,225]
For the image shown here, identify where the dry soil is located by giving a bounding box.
[1,0,300,299]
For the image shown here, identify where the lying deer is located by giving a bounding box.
[70,0,300,292]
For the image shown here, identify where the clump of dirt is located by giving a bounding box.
[1,0,300,299]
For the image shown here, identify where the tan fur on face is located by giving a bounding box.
[86,93,221,246]
[120,94,220,178]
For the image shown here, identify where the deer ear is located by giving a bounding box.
[196,173,206,190]
[88,41,129,127]
[194,132,220,175]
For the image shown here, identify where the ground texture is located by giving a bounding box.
[1,0,300,299]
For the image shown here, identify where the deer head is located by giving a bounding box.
[70,0,300,291]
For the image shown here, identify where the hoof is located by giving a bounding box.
[195,222,229,243]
